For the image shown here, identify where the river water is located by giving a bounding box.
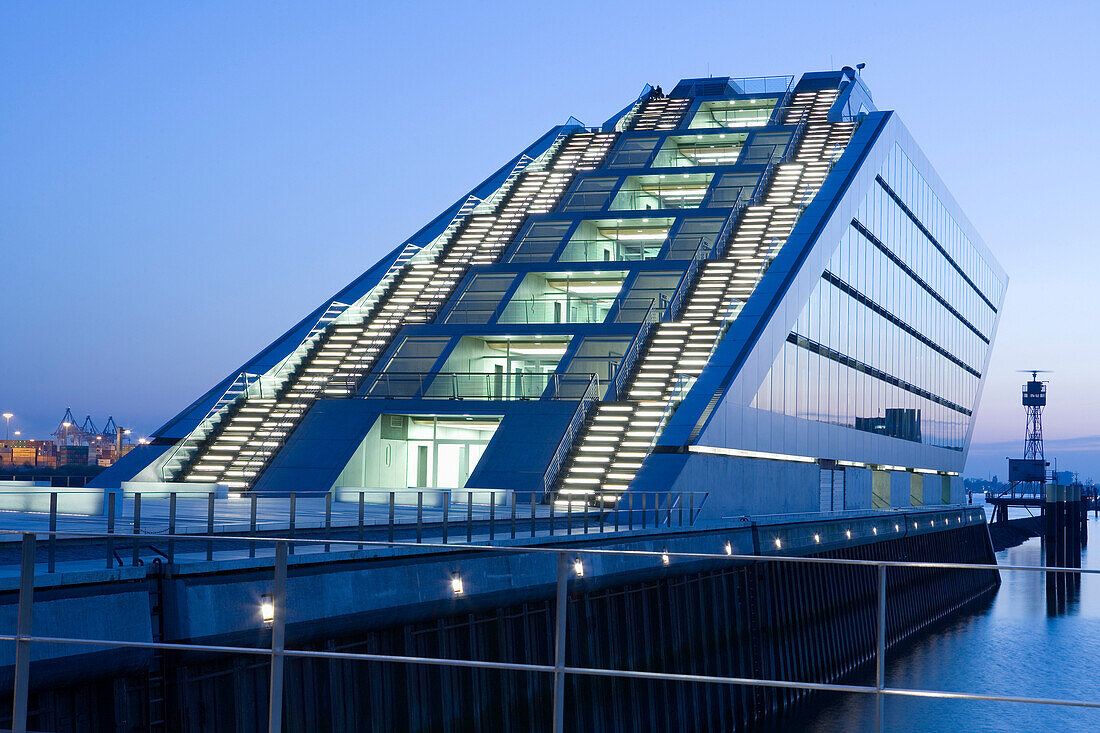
[783,509,1100,732]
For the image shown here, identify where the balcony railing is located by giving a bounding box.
[347,371,598,402]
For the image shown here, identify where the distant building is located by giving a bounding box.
[99,69,1006,516]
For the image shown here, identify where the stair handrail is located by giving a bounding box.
[266,300,354,387]
[641,372,694,463]
[542,373,600,496]
[615,87,657,132]
[158,370,262,481]
[609,297,659,400]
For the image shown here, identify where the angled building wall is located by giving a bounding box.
[98,70,1005,523]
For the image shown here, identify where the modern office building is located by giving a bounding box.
[98,69,1006,517]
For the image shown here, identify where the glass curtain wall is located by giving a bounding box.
[750,145,1005,451]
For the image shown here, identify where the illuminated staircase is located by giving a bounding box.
[630,95,692,131]
[554,89,858,507]
[165,131,619,488]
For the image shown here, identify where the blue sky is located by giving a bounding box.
[2,1,1098,477]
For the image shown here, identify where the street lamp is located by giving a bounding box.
[2,413,12,440]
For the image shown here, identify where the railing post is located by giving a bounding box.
[690,492,695,526]
[511,495,517,540]
[358,492,365,550]
[531,494,537,539]
[628,493,634,531]
[324,492,332,553]
[665,491,672,527]
[388,492,395,545]
[442,495,449,545]
[287,493,296,556]
[566,501,572,536]
[248,493,257,559]
[48,492,57,573]
[466,493,473,543]
[207,492,215,561]
[106,492,116,569]
[268,541,288,733]
[552,551,569,733]
[169,493,177,564]
[614,499,620,532]
[489,494,495,541]
[132,493,142,567]
[678,491,684,527]
[641,493,647,530]
[417,492,424,544]
[875,562,887,733]
[11,533,35,733]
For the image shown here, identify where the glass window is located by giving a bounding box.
[560,178,617,212]
[507,222,571,263]
[559,217,673,263]
[564,336,630,384]
[621,271,684,320]
[740,132,792,165]
[381,337,450,374]
[666,218,724,259]
[688,98,777,130]
[498,271,627,324]
[709,172,761,208]
[444,274,515,325]
[437,335,571,399]
[609,173,714,211]
[652,133,747,167]
[606,136,660,168]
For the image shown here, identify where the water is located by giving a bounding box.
[787,511,1100,732]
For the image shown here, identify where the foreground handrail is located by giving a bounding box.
[4,505,1093,733]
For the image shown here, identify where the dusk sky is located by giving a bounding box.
[2,1,1098,477]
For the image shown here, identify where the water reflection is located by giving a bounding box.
[772,514,1100,732]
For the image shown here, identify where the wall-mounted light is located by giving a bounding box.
[451,572,464,595]
[813,534,820,543]
[573,558,584,577]
[774,538,782,549]
[913,522,918,529]
[845,529,852,540]
[724,540,733,555]
[260,594,275,625]
[872,527,878,535]
[894,524,900,532]
[661,550,670,566]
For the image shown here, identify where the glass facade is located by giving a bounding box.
[750,144,1005,451]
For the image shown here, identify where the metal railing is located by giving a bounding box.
[0,474,92,487]
[157,370,264,481]
[608,299,659,400]
[2,517,1096,733]
[0,486,706,570]
[728,75,795,95]
[351,371,598,402]
[541,376,601,495]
